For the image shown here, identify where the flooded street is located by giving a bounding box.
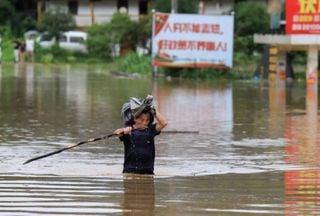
[0,63,320,215]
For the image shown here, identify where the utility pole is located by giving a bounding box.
[171,0,177,13]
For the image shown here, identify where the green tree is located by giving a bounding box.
[155,0,198,13]
[86,12,142,60]
[234,1,269,36]
[0,0,15,26]
[38,8,76,44]
[86,23,112,59]
[234,1,269,54]
[20,16,38,33]
[108,12,140,47]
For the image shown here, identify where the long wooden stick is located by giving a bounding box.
[23,134,116,165]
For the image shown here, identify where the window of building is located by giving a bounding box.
[68,1,78,15]
[40,1,46,13]
[139,0,148,15]
[117,0,128,10]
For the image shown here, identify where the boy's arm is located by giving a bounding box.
[113,127,132,136]
[155,111,168,132]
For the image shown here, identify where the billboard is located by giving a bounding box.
[152,13,234,68]
[286,0,320,34]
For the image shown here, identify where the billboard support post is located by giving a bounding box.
[171,0,177,14]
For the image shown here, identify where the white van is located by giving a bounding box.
[37,31,87,53]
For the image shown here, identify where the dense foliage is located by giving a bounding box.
[154,0,198,13]
[86,12,148,60]
[116,52,152,75]
[1,26,14,62]
[86,22,112,60]
[0,0,15,26]
[234,1,269,55]
[234,1,269,36]
[38,9,76,42]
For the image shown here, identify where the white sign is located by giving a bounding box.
[152,13,234,68]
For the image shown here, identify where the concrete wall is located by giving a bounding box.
[42,0,138,26]
[42,0,239,27]
[74,1,91,26]
[200,0,234,15]
[128,0,139,21]
[46,1,68,12]
[91,1,117,24]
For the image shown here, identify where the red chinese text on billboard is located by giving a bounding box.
[286,0,320,34]
[158,40,227,52]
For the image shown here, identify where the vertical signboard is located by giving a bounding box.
[286,0,320,34]
[152,13,234,68]
[268,0,283,32]
[268,45,278,80]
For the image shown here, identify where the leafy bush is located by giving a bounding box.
[138,14,152,47]
[0,0,15,26]
[234,35,264,55]
[86,12,146,60]
[234,1,269,36]
[109,12,140,48]
[154,0,198,13]
[38,8,76,42]
[234,1,269,55]
[116,52,151,75]
[1,25,14,62]
[232,51,262,78]
[86,23,113,60]
[20,16,38,34]
[40,53,54,64]
[35,43,84,63]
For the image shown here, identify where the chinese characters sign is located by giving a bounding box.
[152,13,234,68]
[286,0,320,34]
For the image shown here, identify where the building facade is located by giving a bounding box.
[14,0,274,28]
[198,0,234,15]
[36,0,150,27]
[35,0,244,27]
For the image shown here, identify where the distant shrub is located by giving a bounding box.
[86,12,147,60]
[1,25,14,62]
[234,1,269,55]
[155,0,198,13]
[116,52,151,75]
[38,8,76,43]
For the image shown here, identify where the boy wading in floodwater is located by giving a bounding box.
[113,95,168,175]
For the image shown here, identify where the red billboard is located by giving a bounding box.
[286,0,320,34]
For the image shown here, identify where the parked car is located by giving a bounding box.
[24,30,41,39]
[37,31,88,53]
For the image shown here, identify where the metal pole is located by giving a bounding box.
[306,46,318,90]
[171,0,177,13]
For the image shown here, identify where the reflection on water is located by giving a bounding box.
[0,63,320,215]
[154,80,233,136]
[122,175,155,216]
[285,170,320,216]
[0,174,123,215]
[3,172,319,216]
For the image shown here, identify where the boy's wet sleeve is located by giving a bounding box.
[151,124,161,136]
[119,134,130,142]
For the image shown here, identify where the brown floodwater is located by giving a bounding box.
[0,63,320,215]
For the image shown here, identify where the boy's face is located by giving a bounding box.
[134,113,150,129]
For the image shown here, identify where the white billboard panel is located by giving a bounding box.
[152,13,234,68]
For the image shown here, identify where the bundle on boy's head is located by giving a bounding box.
[121,95,155,126]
